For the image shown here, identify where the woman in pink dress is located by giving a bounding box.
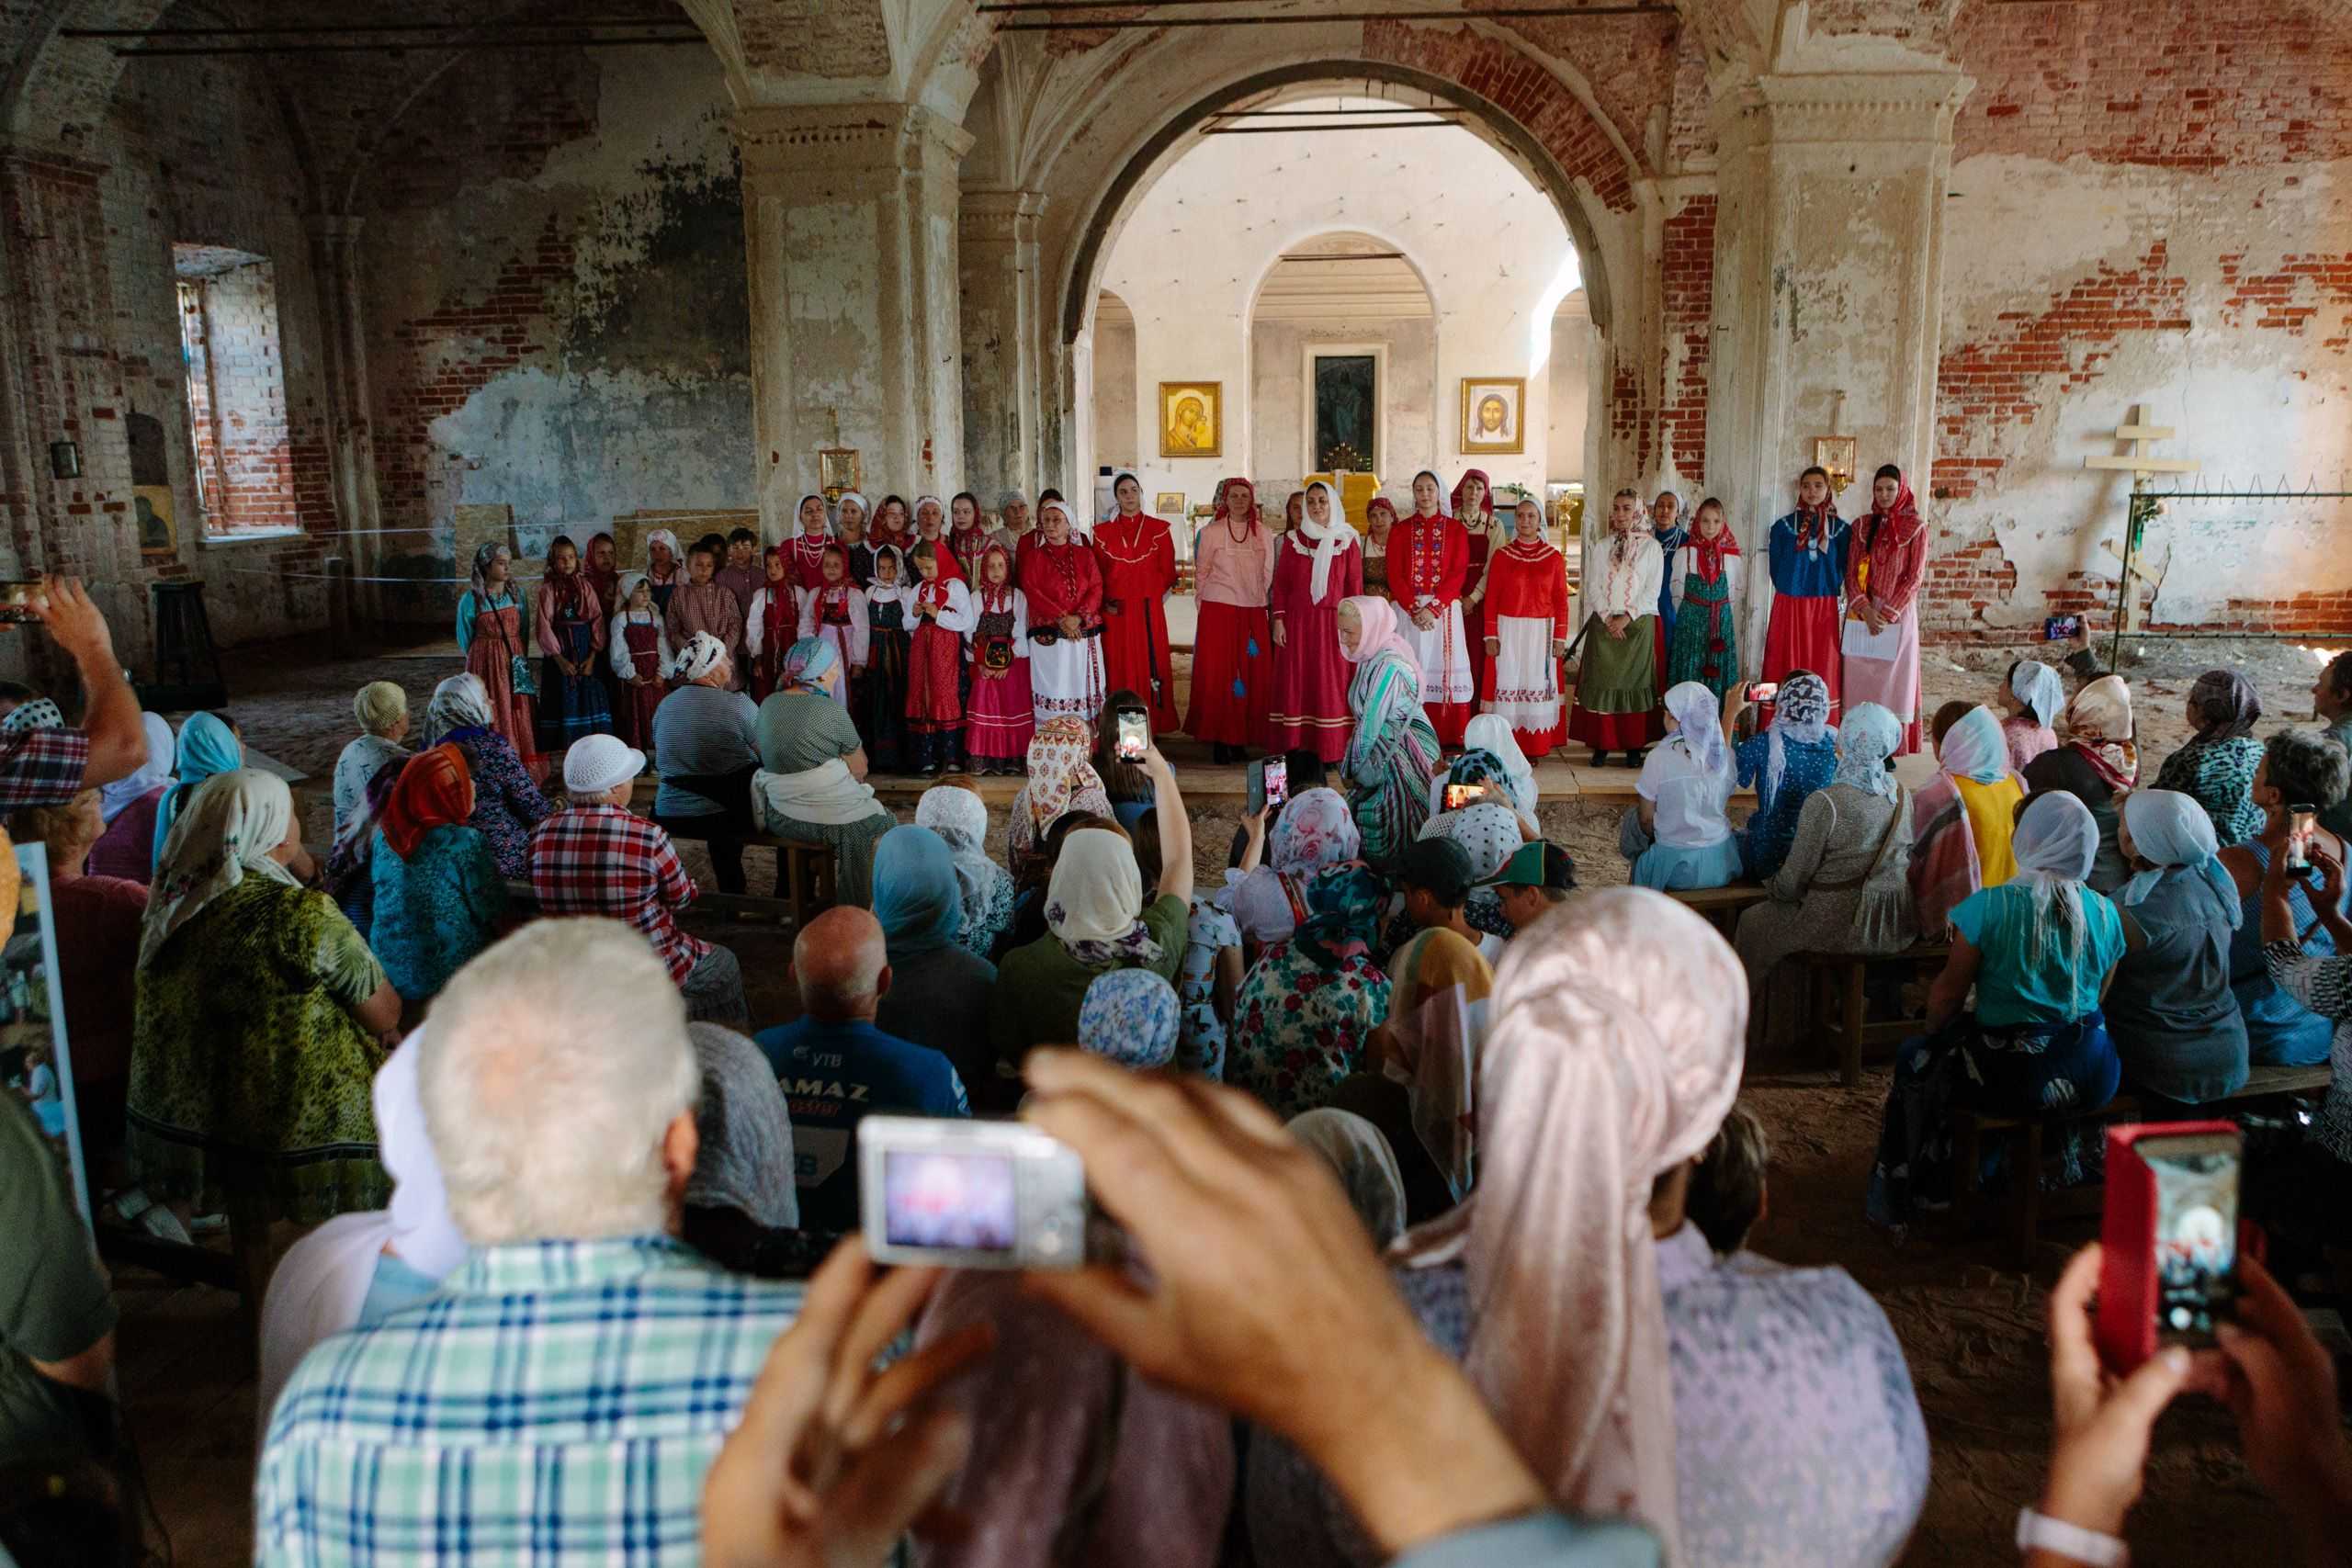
[1268,480,1364,763]
[1187,476,1278,762]
[455,542,542,779]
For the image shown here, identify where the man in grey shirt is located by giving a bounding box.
[651,633,761,893]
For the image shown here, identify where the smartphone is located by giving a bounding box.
[860,1116,1103,1270]
[1443,782,1487,811]
[1747,681,1779,704]
[1114,708,1149,763]
[1262,756,1288,808]
[2044,614,2084,641]
[2096,1123,2242,1371]
[2290,805,2318,869]
[1246,758,1268,816]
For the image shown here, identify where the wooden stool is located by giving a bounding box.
[1799,942,1951,1086]
[142,580,228,710]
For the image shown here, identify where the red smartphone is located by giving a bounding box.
[1114,709,1149,763]
[2095,1122,2244,1372]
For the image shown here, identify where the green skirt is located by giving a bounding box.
[1576,613,1658,714]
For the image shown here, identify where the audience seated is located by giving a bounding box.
[1091,688,1159,831]
[990,747,1193,1086]
[755,907,968,1232]
[1231,785,1361,947]
[254,1039,465,1435]
[85,711,174,883]
[2154,669,2267,846]
[751,637,895,908]
[1630,682,1741,891]
[656,632,764,896]
[2218,728,2352,1067]
[1999,660,2064,773]
[1333,924,1489,1224]
[915,779,1016,959]
[423,672,550,881]
[1445,715,1541,817]
[130,769,401,1224]
[2106,788,2249,1105]
[1076,966,1182,1067]
[1908,703,2026,935]
[532,734,748,1026]
[1870,792,2124,1233]
[1005,716,1111,881]
[2316,649,2352,841]
[149,708,243,874]
[1485,840,1576,931]
[1287,1108,1408,1247]
[368,743,507,1009]
[0,1094,116,1470]
[256,919,804,1568]
[1734,701,1915,996]
[12,789,145,1162]
[676,1021,810,1278]
[1417,799,1527,939]
[334,682,412,842]
[1229,862,1392,1120]
[871,825,998,1093]
[1731,671,1838,881]
[2021,674,2138,896]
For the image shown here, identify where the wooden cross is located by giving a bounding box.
[2083,404,2199,635]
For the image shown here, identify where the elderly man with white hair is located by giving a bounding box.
[256,919,802,1568]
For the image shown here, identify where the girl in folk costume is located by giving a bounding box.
[911,495,968,582]
[745,547,796,699]
[904,540,975,774]
[964,542,1035,774]
[1361,495,1396,599]
[533,536,613,750]
[1387,469,1476,749]
[833,491,875,587]
[1093,472,1181,732]
[862,546,914,772]
[606,573,670,750]
[583,530,627,724]
[1019,497,1108,728]
[871,494,914,557]
[782,492,832,592]
[1842,463,1928,755]
[1187,476,1279,762]
[947,491,994,578]
[454,543,543,779]
[791,544,868,711]
[1268,480,1364,764]
[1650,490,1690,642]
[664,536,747,690]
[1568,488,1667,767]
[1453,470,1506,706]
[1763,465,1850,716]
[1666,496,1744,700]
[642,528,684,616]
[1480,495,1570,758]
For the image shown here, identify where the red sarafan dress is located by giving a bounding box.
[608,605,669,750]
[964,548,1035,762]
[460,588,544,780]
[1266,520,1363,762]
[1185,480,1278,750]
[1386,511,1475,748]
[1092,511,1181,731]
[1453,470,1499,708]
[1021,531,1107,728]
[1480,536,1569,756]
[904,575,974,732]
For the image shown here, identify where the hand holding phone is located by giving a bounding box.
[2045,614,2085,642]
[1443,782,1487,811]
[2096,1123,2242,1371]
[1114,709,1150,764]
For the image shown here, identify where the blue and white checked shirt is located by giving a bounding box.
[255,1235,803,1567]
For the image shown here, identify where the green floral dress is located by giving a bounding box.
[129,877,390,1221]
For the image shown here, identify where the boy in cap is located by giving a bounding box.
[1484,840,1577,933]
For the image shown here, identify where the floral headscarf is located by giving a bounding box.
[2188,669,2262,744]
[2064,675,2139,791]
[1294,862,1386,971]
[671,630,730,684]
[1664,681,1731,779]
[1023,717,1104,833]
[1078,968,1181,1069]
[468,541,514,603]
[1763,671,1832,805]
[1832,703,1903,801]
[1046,827,1162,967]
[1271,787,1360,875]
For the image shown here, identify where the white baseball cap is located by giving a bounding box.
[564,733,645,796]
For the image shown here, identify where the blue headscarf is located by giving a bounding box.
[1078,968,1181,1069]
[871,826,964,953]
[151,711,243,873]
[779,635,840,694]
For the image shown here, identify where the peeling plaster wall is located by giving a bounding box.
[1091,304,1137,472]
[362,45,752,619]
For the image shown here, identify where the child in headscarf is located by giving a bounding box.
[860,544,912,771]
[606,573,670,750]
[1631,681,1741,890]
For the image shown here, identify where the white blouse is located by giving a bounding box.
[1590,535,1664,619]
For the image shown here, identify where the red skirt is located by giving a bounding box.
[1185,601,1272,747]
[1566,705,1662,749]
[906,623,964,730]
[1760,593,1843,718]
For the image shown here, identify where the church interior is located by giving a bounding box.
[1,0,2348,1561]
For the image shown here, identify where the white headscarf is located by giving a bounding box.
[1045,826,1160,965]
[1936,705,2013,786]
[2009,661,2064,729]
[1295,480,1353,602]
[1394,888,1746,1560]
[1664,680,1730,778]
[834,491,868,527]
[614,571,651,615]
[915,784,1005,942]
[671,630,729,683]
[2120,787,2240,920]
[686,1023,800,1229]
[101,711,176,824]
[2008,790,2101,999]
[1288,1108,1407,1247]
[140,769,302,969]
[1461,714,1538,815]
[254,1033,467,1441]
[1833,702,1903,801]
[422,672,495,748]
[644,527,683,576]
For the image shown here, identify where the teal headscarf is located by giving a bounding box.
[871,826,964,954]
[151,711,243,873]
[1295,862,1385,971]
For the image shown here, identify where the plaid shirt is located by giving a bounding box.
[528,805,709,984]
[0,727,88,812]
[256,1236,804,1568]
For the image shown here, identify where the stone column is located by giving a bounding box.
[959,188,1046,506]
[734,103,975,541]
[305,214,382,620]
[1705,69,1973,660]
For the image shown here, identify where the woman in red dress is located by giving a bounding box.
[1479,495,1570,756]
[1268,480,1363,762]
[1019,499,1108,728]
[1186,477,1277,762]
[904,540,974,774]
[1092,472,1180,731]
[912,496,967,582]
[1387,471,1475,749]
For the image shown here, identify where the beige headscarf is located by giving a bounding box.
[140,768,302,969]
[1392,886,1746,1561]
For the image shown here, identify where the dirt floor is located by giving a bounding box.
[107,621,2343,1565]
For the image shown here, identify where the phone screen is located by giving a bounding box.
[1443,782,1487,811]
[2290,806,2318,868]
[1263,758,1288,807]
[884,1149,1019,1254]
[1114,710,1149,763]
[1748,682,1779,703]
[2143,1133,2240,1346]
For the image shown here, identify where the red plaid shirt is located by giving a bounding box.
[528,805,708,985]
[0,728,89,812]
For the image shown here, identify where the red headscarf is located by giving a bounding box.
[761,547,796,649]
[975,541,1018,612]
[1686,506,1741,585]
[1213,477,1260,533]
[1794,486,1840,553]
[543,535,590,617]
[1450,469,1495,528]
[1862,468,1922,553]
[583,532,621,615]
[379,743,475,862]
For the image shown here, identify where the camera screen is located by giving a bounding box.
[2148,1140,2239,1342]
[884,1149,1018,1253]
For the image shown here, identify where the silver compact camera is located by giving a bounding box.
[859,1115,1100,1270]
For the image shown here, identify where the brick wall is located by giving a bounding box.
[182,260,306,535]
[1659,192,1714,486]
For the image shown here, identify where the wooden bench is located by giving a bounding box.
[1667,883,1770,937]
[1954,1063,2334,1261]
[1798,943,1951,1087]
